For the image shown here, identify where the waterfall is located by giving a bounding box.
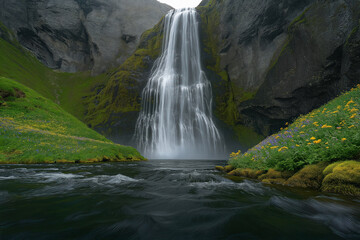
[134,8,224,159]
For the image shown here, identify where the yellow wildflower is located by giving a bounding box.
[350,108,358,113]
[310,137,316,140]
[348,125,356,129]
[337,106,341,110]
[331,111,339,114]
[346,99,355,106]
[296,144,300,147]
[275,136,280,139]
[302,125,306,128]
[342,138,347,141]
[321,124,332,129]
[230,152,236,157]
[350,113,357,119]
[270,146,279,149]
[325,142,328,145]
[326,147,329,149]
[313,139,322,144]
[285,122,289,126]
[337,127,342,130]
[300,131,305,134]
[308,143,312,145]
[278,146,288,152]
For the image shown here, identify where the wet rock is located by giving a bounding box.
[215,166,225,171]
[198,0,360,137]
[228,168,265,178]
[224,165,234,172]
[258,169,292,184]
[321,161,360,196]
[285,162,329,189]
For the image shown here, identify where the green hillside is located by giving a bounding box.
[229,84,360,171]
[0,77,144,163]
[0,23,108,121]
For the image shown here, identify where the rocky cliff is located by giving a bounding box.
[86,0,360,148]
[198,0,360,138]
[0,0,171,73]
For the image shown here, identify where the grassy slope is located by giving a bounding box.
[0,30,109,121]
[0,77,144,163]
[229,84,360,171]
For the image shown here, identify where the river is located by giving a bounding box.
[0,160,359,239]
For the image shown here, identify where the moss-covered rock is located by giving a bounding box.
[285,162,329,189]
[215,166,225,171]
[257,169,292,185]
[322,161,344,176]
[321,161,360,196]
[228,168,265,178]
[224,165,234,172]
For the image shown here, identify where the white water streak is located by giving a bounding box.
[135,8,224,159]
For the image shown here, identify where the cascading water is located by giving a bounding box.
[134,8,224,159]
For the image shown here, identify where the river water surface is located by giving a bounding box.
[0,160,359,239]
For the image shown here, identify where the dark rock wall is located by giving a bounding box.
[198,0,360,139]
[0,0,171,73]
[84,20,165,145]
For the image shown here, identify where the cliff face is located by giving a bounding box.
[0,0,171,73]
[87,0,360,148]
[198,0,360,137]
[84,19,165,144]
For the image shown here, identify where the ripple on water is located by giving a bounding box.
[0,176,18,180]
[269,196,360,239]
[34,172,83,183]
[0,191,10,204]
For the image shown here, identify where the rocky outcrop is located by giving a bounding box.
[198,0,360,137]
[0,0,171,73]
[84,19,165,145]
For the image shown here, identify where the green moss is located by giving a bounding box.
[0,77,144,163]
[288,6,311,29]
[267,38,291,72]
[232,125,265,148]
[85,19,165,129]
[258,169,292,181]
[228,168,265,178]
[197,3,264,147]
[285,162,328,189]
[215,166,225,171]
[267,6,312,74]
[345,25,359,46]
[323,161,344,176]
[321,161,360,196]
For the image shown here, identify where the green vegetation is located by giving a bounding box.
[0,23,108,121]
[229,84,360,171]
[220,85,360,195]
[85,20,165,129]
[0,77,144,163]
